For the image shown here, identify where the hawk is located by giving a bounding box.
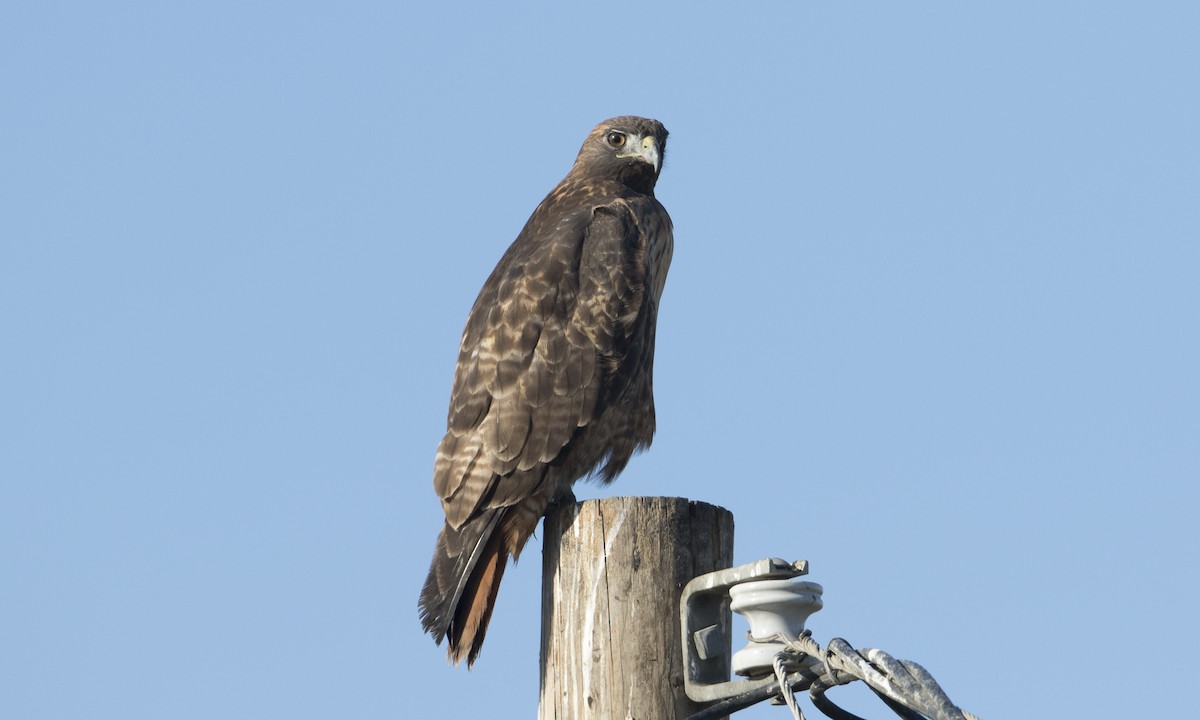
[418,116,673,666]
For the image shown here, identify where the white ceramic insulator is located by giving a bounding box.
[729,578,824,678]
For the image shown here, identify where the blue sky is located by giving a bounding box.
[3,2,1197,718]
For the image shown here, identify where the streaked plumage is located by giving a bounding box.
[418,116,673,666]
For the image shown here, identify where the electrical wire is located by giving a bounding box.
[686,631,981,720]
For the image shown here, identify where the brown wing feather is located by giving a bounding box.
[435,199,649,526]
[422,165,672,664]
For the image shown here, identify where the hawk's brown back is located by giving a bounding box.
[420,116,672,666]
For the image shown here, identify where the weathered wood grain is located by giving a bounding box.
[539,497,734,720]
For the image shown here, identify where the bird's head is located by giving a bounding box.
[570,116,668,195]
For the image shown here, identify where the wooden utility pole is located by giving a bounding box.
[539,496,734,720]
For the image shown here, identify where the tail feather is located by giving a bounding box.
[450,529,507,666]
[418,509,508,666]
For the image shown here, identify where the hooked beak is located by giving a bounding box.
[617,134,661,174]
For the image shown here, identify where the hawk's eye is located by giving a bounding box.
[605,131,627,148]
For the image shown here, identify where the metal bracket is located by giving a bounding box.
[680,557,818,703]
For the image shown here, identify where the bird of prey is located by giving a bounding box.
[418,116,673,666]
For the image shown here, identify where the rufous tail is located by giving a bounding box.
[418,510,508,667]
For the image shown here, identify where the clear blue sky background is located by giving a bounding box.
[3,2,1197,718]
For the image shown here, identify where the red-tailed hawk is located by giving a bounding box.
[418,116,673,666]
